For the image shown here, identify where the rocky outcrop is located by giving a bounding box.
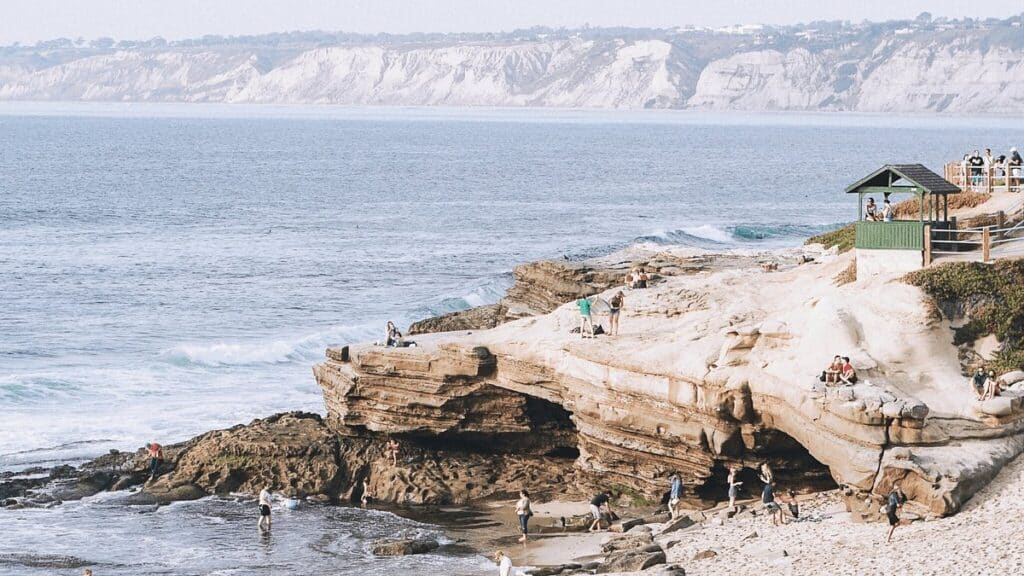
[315,247,1024,517]
[151,411,343,498]
[371,538,440,556]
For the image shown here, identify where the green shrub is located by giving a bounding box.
[805,224,855,253]
[906,260,1024,372]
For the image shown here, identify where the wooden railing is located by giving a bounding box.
[927,218,1024,264]
[944,162,1023,193]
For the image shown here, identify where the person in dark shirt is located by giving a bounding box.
[968,150,985,188]
[885,485,906,543]
[588,491,613,532]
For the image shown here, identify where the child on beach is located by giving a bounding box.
[515,489,532,542]
[727,467,742,510]
[839,357,858,385]
[971,368,987,400]
[495,550,514,576]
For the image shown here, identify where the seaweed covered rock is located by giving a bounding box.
[155,412,343,497]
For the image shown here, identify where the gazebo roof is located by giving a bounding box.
[845,164,961,195]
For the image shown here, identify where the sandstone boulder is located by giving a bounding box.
[693,549,718,560]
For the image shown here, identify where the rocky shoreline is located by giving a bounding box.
[7,228,1024,574]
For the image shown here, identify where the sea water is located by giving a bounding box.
[2,103,1024,575]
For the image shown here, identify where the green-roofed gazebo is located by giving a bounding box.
[845,164,961,274]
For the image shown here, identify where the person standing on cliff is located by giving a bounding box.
[146,442,164,482]
[515,489,532,542]
[258,486,273,531]
[667,473,683,518]
[576,296,594,338]
[609,291,624,336]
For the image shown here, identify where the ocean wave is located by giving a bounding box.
[635,222,846,248]
[415,273,513,318]
[161,323,378,367]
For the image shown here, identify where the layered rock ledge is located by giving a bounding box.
[317,246,1024,516]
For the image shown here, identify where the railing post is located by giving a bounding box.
[983,226,991,263]
[997,211,1006,240]
[987,166,993,194]
[924,224,932,266]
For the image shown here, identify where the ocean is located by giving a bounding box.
[2,103,1024,575]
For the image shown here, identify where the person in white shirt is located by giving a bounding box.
[495,550,514,576]
[258,486,273,531]
[881,199,894,222]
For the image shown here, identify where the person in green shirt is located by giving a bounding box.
[576,296,594,338]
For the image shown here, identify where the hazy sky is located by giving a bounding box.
[2,0,1022,45]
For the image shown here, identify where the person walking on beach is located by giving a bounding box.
[515,489,532,543]
[146,442,164,482]
[576,295,594,339]
[258,486,273,531]
[495,550,514,576]
[727,466,742,510]
[386,437,400,466]
[885,485,906,543]
[609,291,624,336]
[667,473,682,519]
[588,491,613,532]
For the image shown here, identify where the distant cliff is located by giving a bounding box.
[2,18,1024,112]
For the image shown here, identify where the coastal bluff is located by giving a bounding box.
[316,245,1024,517]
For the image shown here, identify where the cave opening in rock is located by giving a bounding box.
[410,392,580,459]
[699,427,838,501]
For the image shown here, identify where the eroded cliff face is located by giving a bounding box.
[4,25,1023,112]
[315,248,1024,516]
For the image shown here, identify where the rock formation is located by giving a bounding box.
[316,245,1024,517]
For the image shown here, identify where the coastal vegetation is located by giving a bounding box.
[805,224,855,253]
[906,259,1024,372]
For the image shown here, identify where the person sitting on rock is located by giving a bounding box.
[637,268,649,289]
[839,357,858,385]
[667,473,683,519]
[984,370,1002,400]
[385,321,402,347]
[821,355,843,384]
[624,271,634,290]
[588,491,613,532]
[970,368,987,400]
